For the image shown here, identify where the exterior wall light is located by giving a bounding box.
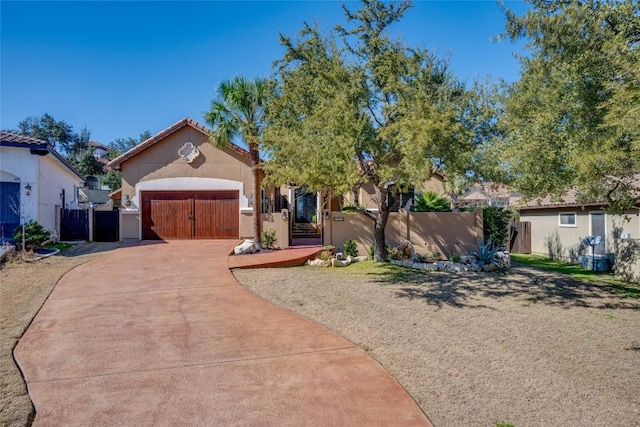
[123,195,130,206]
[281,209,288,221]
[25,183,32,196]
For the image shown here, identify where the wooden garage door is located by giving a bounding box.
[142,191,239,240]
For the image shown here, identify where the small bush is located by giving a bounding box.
[260,229,278,249]
[369,243,392,259]
[343,239,358,257]
[341,203,366,213]
[13,221,51,251]
[449,252,462,263]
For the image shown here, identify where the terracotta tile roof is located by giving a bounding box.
[87,140,109,150]
[0,131,48,146]
[0,131,85,180]
[107,117,251,169]
[518,175,640,210]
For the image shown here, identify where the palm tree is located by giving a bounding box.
[205,76,270,249]
[411,191,452,212]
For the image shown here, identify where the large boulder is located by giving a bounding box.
[234,240,258,255]
[391,240,416,261]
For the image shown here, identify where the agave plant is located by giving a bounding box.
[469,239,501,268]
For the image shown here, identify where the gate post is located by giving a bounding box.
[88,207,94,242]
[54,205,61,240]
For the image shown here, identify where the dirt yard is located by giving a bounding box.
[0,242,122,427]
[234,263,640,427]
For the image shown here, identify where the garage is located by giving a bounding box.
[141,190,239,240]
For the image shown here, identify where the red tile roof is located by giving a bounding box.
[0,131,85,180]
[518,175,640,210]
[0,131,48,146]
[87,140,109,150]
[107,118,251,169]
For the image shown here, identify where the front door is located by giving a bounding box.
[294,188,317,224]
[0,182,20,240]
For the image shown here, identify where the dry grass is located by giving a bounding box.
[0,242,122,427]
[234,262,640,427]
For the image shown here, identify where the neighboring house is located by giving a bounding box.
[107,118,258,241]
[518,187,640,262]
[342,171,446,211]
[87,140,110,165]
[455,182,521,209]
[0,131,85,239]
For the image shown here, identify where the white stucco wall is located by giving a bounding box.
[0,146,83,233]
[38,153,83,231]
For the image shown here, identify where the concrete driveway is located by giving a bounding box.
[15,241,430,426]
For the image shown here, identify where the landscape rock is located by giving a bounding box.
[412,263,427,270]
[307,259,329,267]
[445,262,464,272]
[460,255,476,265]
[482,263,499,272]
[336,252,346,261]
[392,240,416,261]
[496,251,511,269]
[424,263,439,271]
[353,256,371,263]
[234,240,258,255]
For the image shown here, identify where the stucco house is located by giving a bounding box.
[518,187,640,263]
[0,131,85,239]
[107,118,269,242]
[107,117,475,247]
[455,182,521,209]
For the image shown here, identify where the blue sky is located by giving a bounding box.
[1,1,529,146]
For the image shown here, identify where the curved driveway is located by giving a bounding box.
[15,241,430,426]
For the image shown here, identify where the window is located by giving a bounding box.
[559,212,576,227]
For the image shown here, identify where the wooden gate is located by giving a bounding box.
[508,221,531,254]
[94,210,119,242]
[61,209,89,241]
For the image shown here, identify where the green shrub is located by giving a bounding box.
[13,221,51,251]
[483,207,514,249]
[343,239,358,257]
[369,243,392,259]
[260,229,277,249]
[449,252,462,263]
[341,203,365,213]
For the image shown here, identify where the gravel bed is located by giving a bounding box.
[233,263,640,427]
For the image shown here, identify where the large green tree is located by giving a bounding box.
[264,0,477,261]
[102,131,152,192]
[15,113,92,156]
[498,0,640,212]
[205,76,271,248]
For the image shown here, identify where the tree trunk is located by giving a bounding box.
[372,184,390,262]
[250,143,262,250]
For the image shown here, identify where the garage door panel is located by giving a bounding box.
[194,191,239,239]
[143,191,238,240]
[142,192,192,240]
